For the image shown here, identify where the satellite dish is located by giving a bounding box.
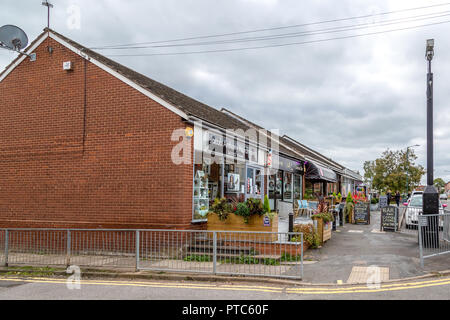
[0,25,29,50]
[0,25,36,61]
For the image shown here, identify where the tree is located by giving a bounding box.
[364,149,425,195]
[363,160,375,191]
[434,178,446,194]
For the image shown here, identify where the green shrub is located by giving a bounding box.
[346,192,353,203]
[235,202,251,223]
[371,198,379,204]
[184,255,211,262]
[210,197,232,221]
[312,211,334,223]
[246,198,264,216]
[293,224,320,249]
[263,194,271,213]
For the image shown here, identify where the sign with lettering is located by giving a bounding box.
[379,196,388,209]
[381,206,398,231]
[418,215,428,227]
[354,202,370,225]
[263,216,271,227]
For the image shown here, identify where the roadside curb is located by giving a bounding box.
[1,267,449,287]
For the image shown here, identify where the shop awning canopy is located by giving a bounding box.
[305,162,338,182]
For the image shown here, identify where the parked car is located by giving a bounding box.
[440,193,448,200]
[404,194,446,229]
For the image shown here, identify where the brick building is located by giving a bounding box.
[0,29,362,230]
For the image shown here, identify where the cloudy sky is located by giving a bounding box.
[1,0,449,183]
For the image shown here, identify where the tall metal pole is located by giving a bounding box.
[422,39,439,249]
[405,147,409,195]
[426,58,434,186]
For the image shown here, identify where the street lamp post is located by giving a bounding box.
[422,39,439,249]
[405,144,419,197]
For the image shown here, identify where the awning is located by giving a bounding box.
[305,162,337,182]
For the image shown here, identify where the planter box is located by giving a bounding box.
[312,217,332,244]
[370,204,379,211]
[207,212,279,241]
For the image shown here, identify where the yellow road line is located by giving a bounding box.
[1,276,284,291]
[286,280,450,295]
[0,277,284,294]
[0,276,449,296]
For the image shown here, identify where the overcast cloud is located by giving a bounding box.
[1,0,449,183]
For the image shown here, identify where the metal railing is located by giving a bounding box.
[418,211,450,267]
[0,228,304,279]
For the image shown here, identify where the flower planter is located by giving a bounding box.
[312,217,332,244]
[207,212,279,241]
[370,203,379,211]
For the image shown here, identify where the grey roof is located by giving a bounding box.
[44,29,255,132]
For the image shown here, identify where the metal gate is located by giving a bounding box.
[418,211,450,267]
[0,228,304,280]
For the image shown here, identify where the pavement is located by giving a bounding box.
[301,208,450,284]
[0,273,449,300]
[0,207,448,289]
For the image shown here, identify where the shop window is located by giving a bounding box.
[193,164,209,221]
[224,164,245,195]
[246,167,263,199]
[294,174,302,202]
[283,172,293,202]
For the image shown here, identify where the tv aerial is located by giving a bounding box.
[0,25,36,61]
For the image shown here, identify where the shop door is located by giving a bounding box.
[246,167,264,200]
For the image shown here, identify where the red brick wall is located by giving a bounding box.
[0,36,201,230]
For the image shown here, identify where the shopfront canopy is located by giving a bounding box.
[305,162,337,182]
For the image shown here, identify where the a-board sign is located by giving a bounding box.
[381,206,398,231]
[379,196,388,208]
[354,202,370,225]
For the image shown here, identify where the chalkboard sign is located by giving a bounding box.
[354,202,370,225]
[381,206,398,231]
[379,196,388,209]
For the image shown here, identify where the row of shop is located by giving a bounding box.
[192,109,364,222]
[0,28,363,230]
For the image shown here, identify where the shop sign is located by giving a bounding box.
[263,216,271,227]
[419,215,428,227]
[354,202,370,225]
[379,196,388,209]
[267,150,272,167]
[278,157,303,173]
[381,206,398,231]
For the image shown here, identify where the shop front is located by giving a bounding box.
[267,156,304,218]
[192,127,267,222]
[304,162,338,200]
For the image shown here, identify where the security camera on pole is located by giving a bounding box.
[422,39,439,249]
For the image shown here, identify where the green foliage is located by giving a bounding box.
[346,192,353,203]
[371,197,379,204]
[246,198,264,216]
[263,194,271,213]
[184,255,211,262]
[235,202,251,223]
[210,197,232,221]
[312,212,334,223]
[293,224,320,249]
[280,252,301,262]
[366,149,425,194]
[220,254,280,266]
[344,202,354,220]
[434,178,446,193]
